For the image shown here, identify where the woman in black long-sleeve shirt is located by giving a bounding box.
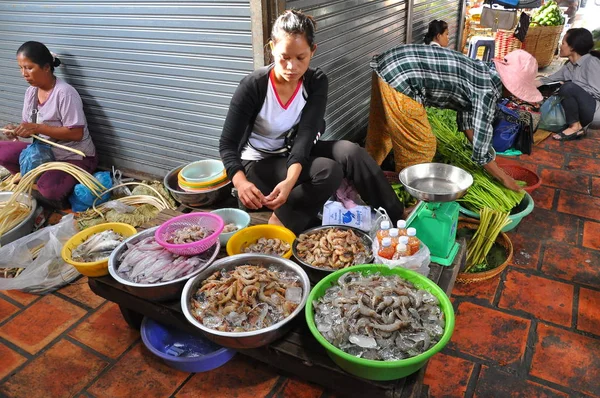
[219,10,404,234]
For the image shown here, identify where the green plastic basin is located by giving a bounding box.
[458,192,535,232]
[305,264,455,381]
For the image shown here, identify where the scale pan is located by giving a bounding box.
[399,163,473,202]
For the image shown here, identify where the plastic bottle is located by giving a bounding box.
[388,228,400,248]
[392,241,409,260]
[378,237,395,259]
[396,220,408,236]
[406,227,420,255]
[376,220,391,243]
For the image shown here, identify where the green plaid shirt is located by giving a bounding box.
[371,44,502,165]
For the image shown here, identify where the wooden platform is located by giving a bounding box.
[88,208,463,398]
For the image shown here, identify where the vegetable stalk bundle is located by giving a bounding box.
[427,108,525,212]
[466,208,511,272]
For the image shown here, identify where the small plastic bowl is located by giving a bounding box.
[140,317,235,372]
[180,160,225,183]
[499,165,542,194]
[155,213,225,256]
[178,179,230,193]
[178,170,228,189]
[226,224,296,259]
[61,222,138,277]
[210,208,251,247]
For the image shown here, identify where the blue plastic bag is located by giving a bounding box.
[18,140,55,176]
[492,101,521,153]
[539,95,567,133]
[68,171,112,212]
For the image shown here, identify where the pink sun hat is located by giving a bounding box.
[493,50,543,103]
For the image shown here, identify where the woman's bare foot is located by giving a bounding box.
[268,212,284,227]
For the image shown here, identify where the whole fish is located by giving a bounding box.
[72,229,126,263]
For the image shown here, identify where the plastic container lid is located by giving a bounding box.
[399,236,409,244]
[380,220,391,230]
[381,237,392,247]
[397,220,407,229]
[389,228,399,237]
[407,227,417,237]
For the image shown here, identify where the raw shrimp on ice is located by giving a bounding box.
[296,227,370,270]
[167,225,212,244]
[313,272,444,361]
[190,264,303,332]
[72,229,125,263]
[243,237,290,257]
[222,223,238,233]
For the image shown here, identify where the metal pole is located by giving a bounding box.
[406,0,415,44]
[456,0,468,51]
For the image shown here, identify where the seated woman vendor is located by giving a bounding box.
[365,46,542,192]
[219,10,404,234]
[535,28,600,141]
[424,20,449,48]
[0,41,97,207]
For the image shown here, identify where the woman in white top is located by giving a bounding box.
[424,20,449,48]
[219,10,404,233]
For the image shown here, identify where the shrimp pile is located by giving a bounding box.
[295,227,370,269]
[222,223,238,233]
[167,225,212,244]
[243,238,290,257]
[190,264,303,332]
[313,272,444,361]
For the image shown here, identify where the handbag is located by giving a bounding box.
[481,5,518,31]
[492,100,522,152]
[490,0,519,7]
[539,95,567,132]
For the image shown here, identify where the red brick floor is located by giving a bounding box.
[1,129,599,398]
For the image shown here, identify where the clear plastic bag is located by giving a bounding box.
[370,207,391,239]
[0,214,80,294]
[371,239,431,276]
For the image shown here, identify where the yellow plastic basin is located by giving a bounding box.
[226,224,296,259]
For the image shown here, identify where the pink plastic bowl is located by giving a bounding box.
[155,213,224,256]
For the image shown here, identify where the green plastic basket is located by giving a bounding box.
[458,192,534,232]
[305,264,455,381]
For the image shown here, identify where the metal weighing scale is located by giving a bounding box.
[400,163,473,266]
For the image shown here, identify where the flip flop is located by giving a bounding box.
[553,127,586,141]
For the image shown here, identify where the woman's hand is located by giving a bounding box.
[263,179,294,210]
[483,160,523,192]
[13,123,38,138]
[232,171,265,210]
[3,124,17,139]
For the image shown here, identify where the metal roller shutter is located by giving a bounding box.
[0,1,254,177]
[285,0,408,141]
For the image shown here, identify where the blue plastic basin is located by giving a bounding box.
[141,317,235,372]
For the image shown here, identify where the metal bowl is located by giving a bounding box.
[108,227,220,302]
[399,163,473,202]
[292,225,374,273]
[164,164,232,209]
[0,192,37,247]
[181,253,310,349]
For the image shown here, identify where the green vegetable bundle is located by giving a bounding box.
[465,208,511,272]
[427,108,525,213]
[531,1,565,26]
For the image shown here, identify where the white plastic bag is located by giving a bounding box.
[372,239,431,276]
[322,200,372,232]
[0,214,80,294]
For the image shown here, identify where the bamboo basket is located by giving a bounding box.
[494,29,522,60]
[522,24,564,68]
[456,218,513,284]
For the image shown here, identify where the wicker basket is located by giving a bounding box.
[522,24,564,68]
[494,29,522,60]
[456,218,513,284]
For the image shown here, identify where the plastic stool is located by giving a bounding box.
[467,36,495,61]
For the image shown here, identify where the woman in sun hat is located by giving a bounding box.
[365,46,542,191]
